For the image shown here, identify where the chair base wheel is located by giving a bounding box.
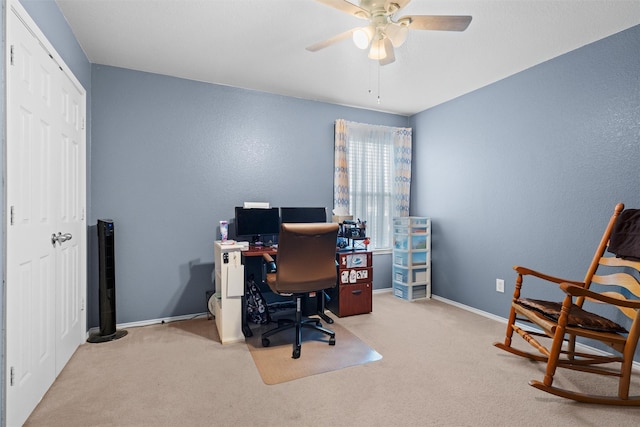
[262,338,270,347]
[292,346,301,359]
[329,336,336,345]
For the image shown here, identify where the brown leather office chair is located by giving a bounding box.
[261,222,339,359]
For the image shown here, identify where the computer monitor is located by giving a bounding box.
[234,207,280,245]
[280,207,327,223]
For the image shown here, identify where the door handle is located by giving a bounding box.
[51,232,73,246]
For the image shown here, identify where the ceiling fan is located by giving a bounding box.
[306,0,472,65]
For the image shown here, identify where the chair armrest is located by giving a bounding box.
[263,253,277,273]
[513,265,584,287]
[560,283,640,309]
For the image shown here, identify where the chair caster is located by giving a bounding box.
[292,346,301,359]
[262,338,270,347]
[329,336,336,346]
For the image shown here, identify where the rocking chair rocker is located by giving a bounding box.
[494,203,640,405]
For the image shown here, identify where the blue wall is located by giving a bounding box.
[410,24,640,355]
[90,65,407,324]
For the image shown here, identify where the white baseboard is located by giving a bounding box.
[86,312,209,340]
[432,294,640,372]
[88,288,390,339]
[88,290,396,339]
[432,294,508,324]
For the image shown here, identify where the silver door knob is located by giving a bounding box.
[51,232,73,246]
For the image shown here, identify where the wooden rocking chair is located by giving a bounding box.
[494,203,640,405]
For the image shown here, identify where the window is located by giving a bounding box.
[334,119,412,250]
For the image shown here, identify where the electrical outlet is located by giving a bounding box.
[496,278,505,293]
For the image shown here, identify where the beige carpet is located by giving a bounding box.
[24,292,640,427]
[245,318,382,384]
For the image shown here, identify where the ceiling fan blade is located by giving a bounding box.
[306,28,356,52]
[315,0,370,20]
[379,38,395,65]
[400,15,472,31]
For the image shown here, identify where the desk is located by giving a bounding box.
[242,245,277,257]
[213,241,246,344]
[213,241,361,344]
[213,241,276,343]
[240,245,333,337]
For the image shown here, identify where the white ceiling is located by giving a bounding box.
[55,0,640,116]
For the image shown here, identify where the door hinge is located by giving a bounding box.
[10,206,15,225]
[81,117,85,130]
[10,366,14,386]
[81,298,85,311]
[10,45,14,66]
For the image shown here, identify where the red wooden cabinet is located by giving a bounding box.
[327,251,373,317]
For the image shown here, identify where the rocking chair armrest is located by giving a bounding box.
[513,266,584,287]
[560,283,640,309]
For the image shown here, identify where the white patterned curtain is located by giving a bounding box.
[333,119,350,216]
[333,119,412,249]
[393,126,412,217]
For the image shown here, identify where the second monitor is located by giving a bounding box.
[280,207,327,223]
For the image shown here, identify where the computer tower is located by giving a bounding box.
[88,219,127,343]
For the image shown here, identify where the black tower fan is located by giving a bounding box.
[88,219,127,343]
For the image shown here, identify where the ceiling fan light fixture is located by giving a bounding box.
[352,26,373,49]
[368,37,387,60]
[386,23,409,47]
[308,1,473,66]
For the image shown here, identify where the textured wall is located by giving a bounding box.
[410,24,640,345]
[90,65,407,324]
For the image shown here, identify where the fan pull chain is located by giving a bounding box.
[368,59,373,96]
[377,62,381,104]
[366,58,381,105]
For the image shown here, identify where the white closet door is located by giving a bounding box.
[5,2,87,425]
